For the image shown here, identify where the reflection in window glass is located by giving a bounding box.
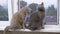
[0,0,8,21]
[19,0,58,25]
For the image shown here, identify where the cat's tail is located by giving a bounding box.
[3,26,11,34]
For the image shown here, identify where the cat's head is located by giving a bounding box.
[20,6,31,16]
[37,2,45,12]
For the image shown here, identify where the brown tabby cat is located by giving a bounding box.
[3,7,31,34]
[27,2,45,30]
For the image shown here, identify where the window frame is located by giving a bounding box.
[0,0,60,32]
[0,0,13,30]
[0,0,18,30]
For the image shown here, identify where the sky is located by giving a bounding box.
[0,0,8,9]
[22,0,57,8]
[0,0,7,6]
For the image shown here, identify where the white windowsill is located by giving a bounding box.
[0,21,10,30]
[0,25,60,33]
[15,25,60,33]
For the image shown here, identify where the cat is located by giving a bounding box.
[27,2,45,30]
[3,7,31,34]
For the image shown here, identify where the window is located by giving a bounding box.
[0,0,18,30]
[18,0,58,25]
[0,0,59,32]
[18,0,60,31]
[0,0,12,30]
[0,0,8,21]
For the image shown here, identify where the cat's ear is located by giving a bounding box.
[41,2,44,5]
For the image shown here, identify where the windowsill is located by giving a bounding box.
[0,21,10,31]
[0,25,60,33]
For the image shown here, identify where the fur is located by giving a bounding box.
[27,2,45,30]
[3,7,31,34]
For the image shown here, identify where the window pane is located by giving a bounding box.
[19,0,58,25]
[0,0,8,21]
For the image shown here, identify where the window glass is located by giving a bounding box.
[0,0,8,21]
